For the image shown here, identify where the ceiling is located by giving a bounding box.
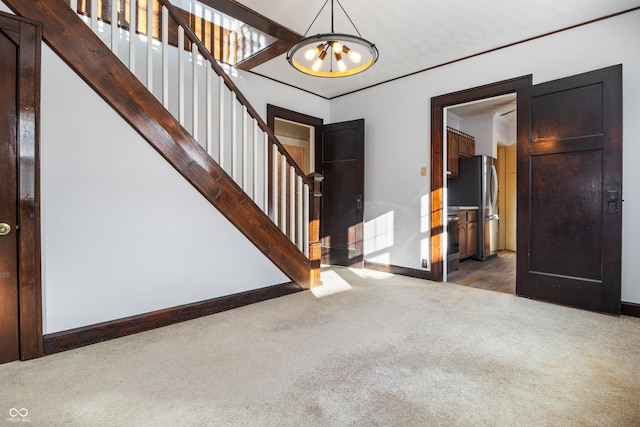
[234,0,640,99]
[448,93,517,123]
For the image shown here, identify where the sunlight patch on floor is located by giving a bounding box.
[349,267,394,280]
[312,269,353,298]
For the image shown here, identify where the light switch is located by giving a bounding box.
[420,167,427,176]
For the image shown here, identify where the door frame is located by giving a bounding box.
[0,11,43,360]
[430,75,532,282]
[267,105,323,147]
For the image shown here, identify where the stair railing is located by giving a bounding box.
[67,0,322,285]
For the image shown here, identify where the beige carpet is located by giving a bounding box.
[1,267,639,426]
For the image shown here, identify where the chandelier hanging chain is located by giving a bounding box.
[335,0,363,38]
[302,0,329,37]
[302,0,363,38]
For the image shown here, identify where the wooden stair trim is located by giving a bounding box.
[4,0,312,287]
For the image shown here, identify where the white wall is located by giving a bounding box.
[330,9,640,304]
[0,0,333,333]
[231,69,331,125]
[460,113,496,157]
[39,45,292,333]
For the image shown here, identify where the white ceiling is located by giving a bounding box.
[235,0,640,99]
[448,93,517,123]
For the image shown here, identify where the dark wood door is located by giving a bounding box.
[516,65,622,314]
[317,120,365,267]
[0,29,20,363]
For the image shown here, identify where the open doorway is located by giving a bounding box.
[445,94,517,294]
[429,75,532,285]
[267,105,367,268]
[273,118,315,175]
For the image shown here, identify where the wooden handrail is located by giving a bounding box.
[4,0,318,287]
[158,0,312,187]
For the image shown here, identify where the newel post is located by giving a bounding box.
[308,173,324,288]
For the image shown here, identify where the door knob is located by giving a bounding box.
[0,223,11,236]
[356,194,363,210]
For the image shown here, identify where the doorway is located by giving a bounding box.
[267,105,366,267]
[430,75,532,283]
[0,11,43,363]
[273,118,314,175]
[445,93,518,294]
[432,67,623,315]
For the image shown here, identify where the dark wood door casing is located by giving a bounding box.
[0,25,21,364]
[430,75,532,282]
[0,11,43,361]
[516,65,622,314]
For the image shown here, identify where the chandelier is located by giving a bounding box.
[287,0,379,78]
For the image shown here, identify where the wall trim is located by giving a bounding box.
[621,302,640,318]
[364,261,433,281]
[43,282,302,355]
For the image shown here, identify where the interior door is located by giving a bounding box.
[516,65,622,314]
[317,119,365,267]
[0,27,20,364]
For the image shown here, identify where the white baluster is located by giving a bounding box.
[281,154,287,233]
[242,108,248,190]
[290,166,295,243]
[231,93,237,180]
[298,176,304,251]
[161,5,168,108]
[264,132,269,213]
[206,65,213,156]
[111,0,118,54]
[192,43,198,141]
[70,0,78,12]
[272,144,278,224]
[219,76,224,168]
[91,0,98,32]
[253,120,259,201]
[129,0,136,73]
[146,0,153,90]
[178,26,185,126]
[304,183,310,257]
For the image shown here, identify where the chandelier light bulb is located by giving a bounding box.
[304,43,325,60]
[332,41,343,53]
[335,53,347,72]
[312,50,327,72]
[343,45,362,63]
[304,48,317,60]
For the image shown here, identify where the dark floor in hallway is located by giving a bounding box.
[447,250,516,294]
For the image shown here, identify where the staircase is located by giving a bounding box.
[5,0,322,288]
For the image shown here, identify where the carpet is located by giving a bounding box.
[1,266,639,426]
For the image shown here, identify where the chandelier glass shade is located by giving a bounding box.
[286,0,379,78]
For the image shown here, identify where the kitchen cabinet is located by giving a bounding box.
[447,128,475,178]
[459,208,477,260]
[458,134,475,158]
[447,131,459,178]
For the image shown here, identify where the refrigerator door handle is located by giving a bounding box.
[491,164,498,208]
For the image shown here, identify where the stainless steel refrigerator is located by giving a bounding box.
[448,155,499,261]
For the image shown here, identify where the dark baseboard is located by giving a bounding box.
[364,261,433,280]
[43,282,302,355]
[621,302,640,318]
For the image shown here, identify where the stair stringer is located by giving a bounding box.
[5,0,313,288]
